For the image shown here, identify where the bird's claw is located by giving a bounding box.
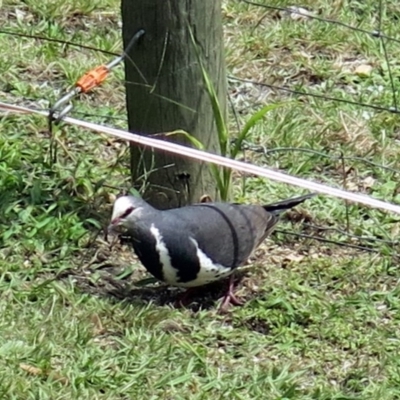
[218,290,243,313]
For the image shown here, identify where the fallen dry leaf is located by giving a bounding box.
[363,176,376,189]
[283,253,305,263]
[91,313,105,335]
[355,64,373,77]
[20,363,42,376]
[391,223,400,237]
[20,363,68,384]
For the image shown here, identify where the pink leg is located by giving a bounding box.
[219,275,243,312]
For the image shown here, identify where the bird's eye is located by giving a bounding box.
[120,206,135,219]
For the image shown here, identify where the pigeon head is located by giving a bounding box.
[108,195,149,233]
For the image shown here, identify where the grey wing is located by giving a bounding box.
[167,203,278,270]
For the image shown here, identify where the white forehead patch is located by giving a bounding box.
[111,196,135,220]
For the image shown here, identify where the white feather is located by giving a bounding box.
[111,196,134,220]
[149,226,233,287]
[187,238,232,287]
[111,196,144,221]
[149,224,178,285]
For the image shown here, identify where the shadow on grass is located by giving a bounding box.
[62,267,254,312]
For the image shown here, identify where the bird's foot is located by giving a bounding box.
[218,276,244,312]
[218,290,243,312]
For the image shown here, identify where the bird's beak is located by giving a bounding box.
[107,218,119,234]
[107,223,116,234]
[107,218,128,235]
[106,220,121,243]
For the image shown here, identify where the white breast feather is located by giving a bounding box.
[187,237,233,287]
[149,225,233,287]
[149,224,179,285]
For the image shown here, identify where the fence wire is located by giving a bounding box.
[1,1,400,261]
[229,0,400,259]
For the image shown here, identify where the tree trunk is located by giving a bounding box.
[121,0,226,209]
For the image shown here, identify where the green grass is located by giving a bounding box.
[1,0,400,398]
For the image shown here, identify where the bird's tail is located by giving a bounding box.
[263,193,316,214]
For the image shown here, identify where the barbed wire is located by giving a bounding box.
[232,140,400,175]
[239,0,399,114]
[274,229,380,254]
[0,28,119,56]
[241,0,400,46]
[2,2,400,258]
[232,139,400,255]
[228,76,400,114]
[1,24,399,115]
[1,10,400,116]
[229,0,400,258]
[5,92,400,178]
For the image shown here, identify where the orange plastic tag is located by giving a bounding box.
[76,65,109,93]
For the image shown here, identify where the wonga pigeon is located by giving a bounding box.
[108,193,315,310]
